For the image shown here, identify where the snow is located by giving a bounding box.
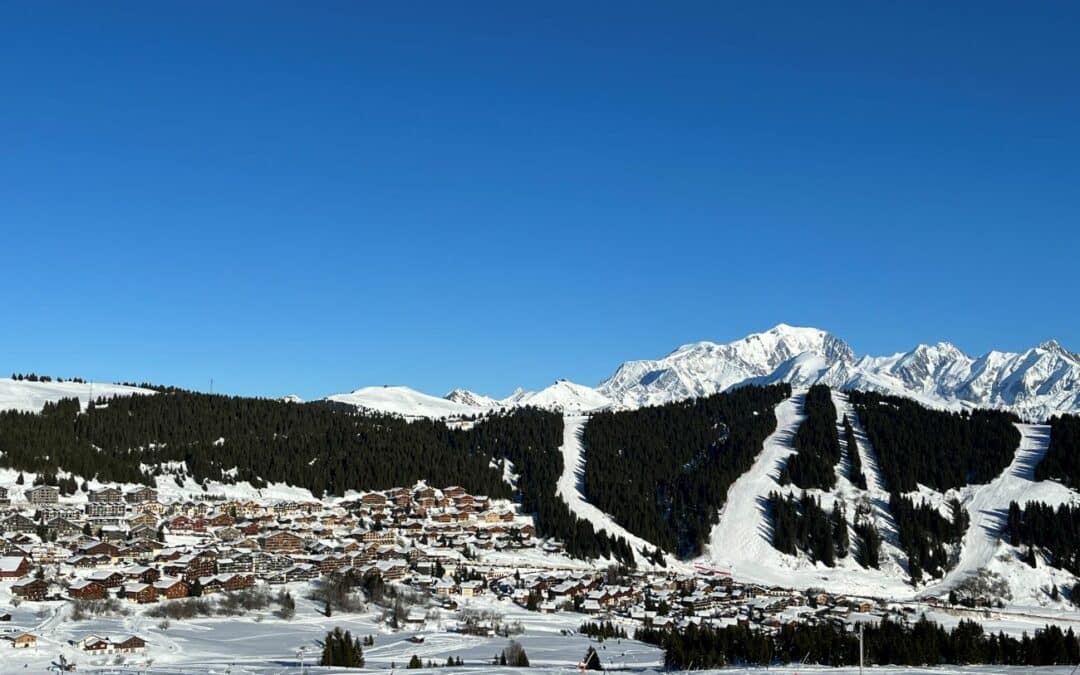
[596,324,1080,419]
[919,423,1079,606]
[326,385,487,419]
[554,416,682,569]
[702,392,916,599]
[328,381,612,419]
[0,377,156,413]
[324,325,1080,420]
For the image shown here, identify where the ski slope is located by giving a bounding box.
[702,392,917,598]
[919,423,1079,603]
[555,415,681,569]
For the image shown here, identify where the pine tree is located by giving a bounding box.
[582,646,603,670]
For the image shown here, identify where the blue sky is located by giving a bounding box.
[2,2,1078,400]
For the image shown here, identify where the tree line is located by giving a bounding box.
[636,616,1080,668]
[582,384,790,557]
[1035,414,1080,488]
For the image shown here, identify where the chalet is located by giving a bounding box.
[128,511,158,529]
[283,564,317,583]
[208,513,235,528]
[198,576,224,594]
[78,635,114,655]
[78,541,120,558]
[218,573,256,591]
[77,634,146,655]
[153,577,189,600]
[11,633,37,649]
[459,580,484,597]
[183,553,218,581]
[69,580,107,600]
[87,570,125,588]
[123,565,160,584]
[113,635,147,654]
[46,517,83,538]
[0,556,30,578]
[30,543,71,564]
[12,578,48,601]
[25,485,59,505]
[360,492,387,508]
[129,524,157,540]
[89,486,124,503]
[125,486,159,504]
[262,531,305,552]
[122,583,158,604]
[2,514,37,534]
[99,526,127,543]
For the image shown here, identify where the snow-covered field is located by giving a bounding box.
[3,583,1079,675]
[0,584,661,674]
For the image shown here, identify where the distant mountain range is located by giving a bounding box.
[2,324,1078,420]
[326,324,1080,420]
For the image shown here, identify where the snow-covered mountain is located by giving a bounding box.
[444,389,500,409]
[502,379,614,413]
[0,377,156,413]
[598,324,1080,420]
[597,324,855,408]
[295,325,1080,421]
[597,324,1080,420]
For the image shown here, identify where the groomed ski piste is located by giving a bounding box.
[919,422,1079,605]
[699,390,1080,611]
[555,415,684,569]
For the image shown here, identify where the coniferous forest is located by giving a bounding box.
[779,385,841,490]
[891,495,968,583]
[767,491,848,566]
[1035,414,1080,488]
[842,415,868,489]
[636,616,1080,669]
[849,391,1020,493]
[0,392,632,562]
[582,384,790,557]
[853,517,882,569]
[1006,501,1080,575]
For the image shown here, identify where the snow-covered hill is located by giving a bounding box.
[326,385,487,419]
[0,377,155,413]
[331,380,613,418]
[503,379,613,413]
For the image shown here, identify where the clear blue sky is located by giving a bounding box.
[3,2,1078,400]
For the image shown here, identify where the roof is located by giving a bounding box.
[0,556,27,572]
